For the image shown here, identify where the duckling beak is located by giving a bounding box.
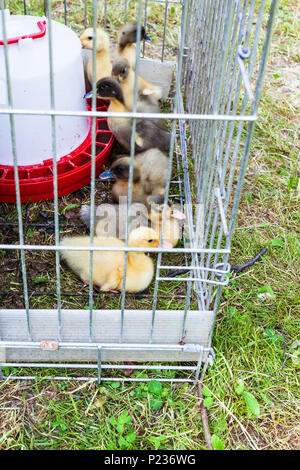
[144,34,151,41]
[84,90,93,99]
[171,209,186,220]
[99,169,116,181]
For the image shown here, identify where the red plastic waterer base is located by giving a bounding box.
[0,99,114,203]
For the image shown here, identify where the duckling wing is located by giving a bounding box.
[137,149,169,195]
[136,119,170,152]
[109,117,170,153]
[109,118,149,153]
[137,94,161,115]
[139,80,163,101]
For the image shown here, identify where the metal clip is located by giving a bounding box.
[207,348,215,366]
[238,44,251,59]
[237,44,255,102]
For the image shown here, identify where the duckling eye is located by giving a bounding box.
[87,36,93,40]
[148,239,153,243]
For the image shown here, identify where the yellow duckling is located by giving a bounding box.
[111,58,162,112]
[147,195,186,248]
[60,227,160,293]
[80,28,112,86]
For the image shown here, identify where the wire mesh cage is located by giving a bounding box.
[0,0,277,383]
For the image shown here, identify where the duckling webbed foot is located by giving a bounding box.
[106,289,120,294]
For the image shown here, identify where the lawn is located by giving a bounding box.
[0,0,299,450]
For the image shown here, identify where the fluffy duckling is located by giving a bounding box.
[80,28,112,85]
[80,202,149,240]
[60,227,159,293]
[111,58,162,113]
[80,196,185,248]
[95,78,170,152]
[147,195,186,248]
[99,148,168,203]
[116,21,150,70]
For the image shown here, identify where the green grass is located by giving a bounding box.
[0,0,299,451]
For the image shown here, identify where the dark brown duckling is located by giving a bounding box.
[98,148,168,203]
[95,77,170,153]
[116,21,150,70]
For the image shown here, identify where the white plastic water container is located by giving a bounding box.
[0,10,89,166]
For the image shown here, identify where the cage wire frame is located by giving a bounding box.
[0,0,278,383]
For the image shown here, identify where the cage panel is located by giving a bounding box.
[0,0,278,382]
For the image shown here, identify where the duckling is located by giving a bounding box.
[80,196,185,248]
[60,226,160,293]
[111,58,162,113]
[80,202,149,240]
[95,78,170,152]
[99,149,168,203]
[116,21,150,70]
[147,195,186,248]
[80,28,112,86]
[109,158,149,203]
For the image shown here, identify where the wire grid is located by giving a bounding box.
[0,0,277,382]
